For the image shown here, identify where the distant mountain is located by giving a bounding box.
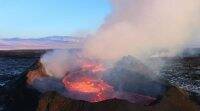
[0,36,82,50]
[2,36,80,42]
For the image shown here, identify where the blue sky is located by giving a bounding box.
[0,0,111,38]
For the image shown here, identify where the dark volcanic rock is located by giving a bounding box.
[104,56,167,97]
[1,59,42,111]
[5,85,40,111]
[37,91,147,111]
[26,62,48,84]
[0,50,48,58]
[37,86,200,111]
[151,86,200,111]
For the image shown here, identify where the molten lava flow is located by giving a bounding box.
[62,61,114,102]
[63,76,114,102]
[64,77,101,93]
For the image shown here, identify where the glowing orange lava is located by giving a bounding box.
[63,77,101,93]
[62,61,114,102]
[62,76,114,102]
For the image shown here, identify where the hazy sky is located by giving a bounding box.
[0,0,111,38]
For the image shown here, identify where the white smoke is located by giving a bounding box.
[40,50,73,79]
[85,0,200,61]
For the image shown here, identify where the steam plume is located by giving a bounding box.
[85,0,200,61]
[40,50,76,79]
